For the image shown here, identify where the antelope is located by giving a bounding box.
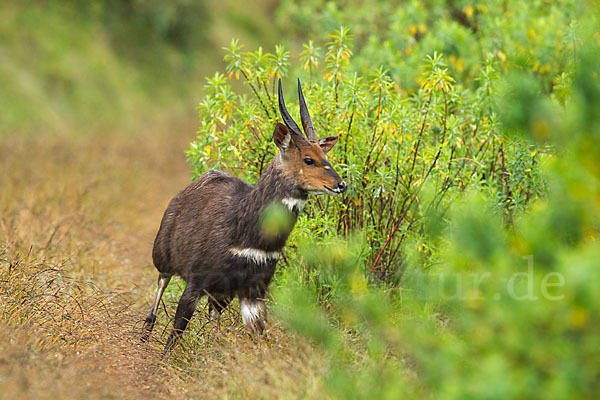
[142,78,346,352]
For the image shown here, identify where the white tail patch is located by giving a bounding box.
[240,298,265,327]
[282,197,306,213]
[230,247,280,264]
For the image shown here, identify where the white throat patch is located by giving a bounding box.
[282,197,306,213]
[230,247,280,264]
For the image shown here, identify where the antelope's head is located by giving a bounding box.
[274,79,346,196]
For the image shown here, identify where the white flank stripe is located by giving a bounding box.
[230,247,280,264]
[282,197,306,213]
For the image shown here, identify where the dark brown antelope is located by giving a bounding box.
[142,78,346,352]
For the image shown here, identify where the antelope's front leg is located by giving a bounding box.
[240,298,267,335]
[164,284,202,353]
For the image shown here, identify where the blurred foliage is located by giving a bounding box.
[261,203,296,239]
[275,24,599,400]
[276,0,582,91]
[0,0,278,135]
[186,0,599,398]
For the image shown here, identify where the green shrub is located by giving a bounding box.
[276,0,581,91]
[273,37,599,399]
[187,29,544,278]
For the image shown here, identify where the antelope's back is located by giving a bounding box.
[152,170,251,278]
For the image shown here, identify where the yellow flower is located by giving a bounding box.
[569,308,589,328]
[463,5,474,18]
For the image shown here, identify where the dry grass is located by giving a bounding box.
[0,122,325,399]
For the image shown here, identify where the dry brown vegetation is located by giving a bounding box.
[0,120,323,399]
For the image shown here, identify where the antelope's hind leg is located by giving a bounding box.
[141,273,171,342]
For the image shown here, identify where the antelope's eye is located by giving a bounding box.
[303,157,314,166]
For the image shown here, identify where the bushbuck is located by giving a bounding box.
[142,79,346,352]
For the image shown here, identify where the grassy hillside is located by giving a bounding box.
[0,0,278,136]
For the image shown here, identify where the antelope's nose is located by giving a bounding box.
[336,181,347,193]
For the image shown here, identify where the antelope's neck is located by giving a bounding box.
[236,160,307,251]
[249,161,308,214]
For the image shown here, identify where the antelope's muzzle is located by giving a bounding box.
[334,181,347,194]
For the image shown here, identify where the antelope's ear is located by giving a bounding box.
[273,123,292,152]
[318,136,339,153]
